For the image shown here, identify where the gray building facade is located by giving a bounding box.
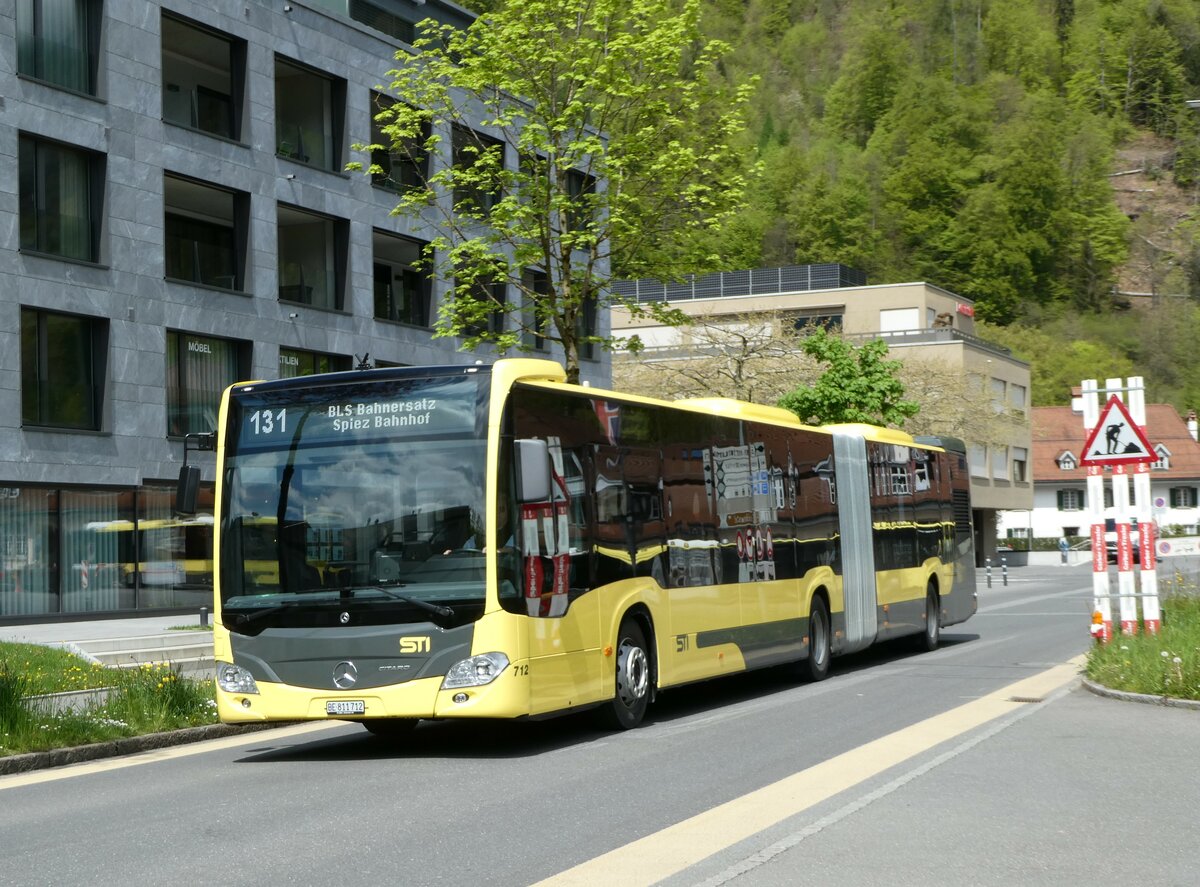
[2,0,609,621]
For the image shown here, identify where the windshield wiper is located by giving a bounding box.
[228,598,304,629]
[350,585,455,620]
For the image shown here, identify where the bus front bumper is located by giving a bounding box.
[215,664,532,723]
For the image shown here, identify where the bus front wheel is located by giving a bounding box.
[597,619,650,730]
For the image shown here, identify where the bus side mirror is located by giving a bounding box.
[177,465,201,515]
[514,439,551,503]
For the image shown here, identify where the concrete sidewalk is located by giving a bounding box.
[0,614,215,678]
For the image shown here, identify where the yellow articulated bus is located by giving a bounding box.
[197,358,975,736]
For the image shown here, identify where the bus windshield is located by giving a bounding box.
[219,372,490,631]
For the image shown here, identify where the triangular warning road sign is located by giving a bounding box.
[1080,395,1156,466]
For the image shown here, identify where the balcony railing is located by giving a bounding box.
[613,264,867,303]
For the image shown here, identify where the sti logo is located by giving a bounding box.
[399,636,431,654]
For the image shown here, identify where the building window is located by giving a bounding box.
[564,169,596,233]
[1058,452,1077,470]
[278,205,347,311]
[166,331,246,437]
[350,0,415,43]
[17,0,101,95]
[1012,447,1028,482]
[1152,444,1171,470]
[18,133,103,263]
[275,58,345,171]
[1057,489,1084,511]
[164,175,247,290]
[879,307,920,332]
[370,92,428,192]
[452,125,504,216]
[991,446,1009,480]
[522,268,552,351]
[162,13,244,140]
[373,230,429,325]
[1009,383,1027,415]
[1170,487,1197,508]
[576,294,598,360]
[278,348,350,378]
[792,313,844,333]
[459,277,507,338]
[0,483,218,618]
[989,378,1007,414]
[968,443,987,478]
[21,307,105,430]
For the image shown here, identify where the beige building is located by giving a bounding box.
[610,265,1032,562]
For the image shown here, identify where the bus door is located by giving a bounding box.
[514,438,602,713]
[871,443,920,637]
[735,435,797,657]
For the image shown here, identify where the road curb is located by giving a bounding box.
[0,722,290,776]
[1081,678,1200,711]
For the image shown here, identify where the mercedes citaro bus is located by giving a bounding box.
[189,359,975,736]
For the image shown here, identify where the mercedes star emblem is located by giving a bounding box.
[333,661,358,688]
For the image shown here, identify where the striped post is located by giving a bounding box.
[1083,380,1112,642]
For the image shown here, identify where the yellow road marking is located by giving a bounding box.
[534,656,1085,887]
[0,722,342,791]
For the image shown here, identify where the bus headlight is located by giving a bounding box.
[441,652,510,689]
[217,663,260,695]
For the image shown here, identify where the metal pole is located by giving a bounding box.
[199,606,209,628]
[1002,557,1008,586]
[986,557,992,588]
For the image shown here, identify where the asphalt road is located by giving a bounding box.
[3,565,1197,887]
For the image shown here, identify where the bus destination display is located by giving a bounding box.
[234,377,480,447]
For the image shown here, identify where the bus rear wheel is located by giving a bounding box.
[597,620,650,730]
[362,718,419,738]
[916,587,941,652]
[800,596,831,682]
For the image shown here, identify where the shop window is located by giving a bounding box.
[278,348,351,378]
[17,0,101,95]
[166,330,247,436]
[0,487,58,617]
[19,133,104,263]
[21,307,106,430]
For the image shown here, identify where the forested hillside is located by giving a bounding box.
[469,1,1200,409]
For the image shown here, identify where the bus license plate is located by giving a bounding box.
[326,700,365,715]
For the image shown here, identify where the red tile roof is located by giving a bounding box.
[1033,405,1200,482]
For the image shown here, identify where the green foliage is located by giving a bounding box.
[694,0,1196,337]
[0,642,218,757]
[1086,593,1200,700]
[352,0,756,382]
[777,330,920,427]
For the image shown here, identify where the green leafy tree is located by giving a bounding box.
[353,0,756,383]
[777,329,919,427]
